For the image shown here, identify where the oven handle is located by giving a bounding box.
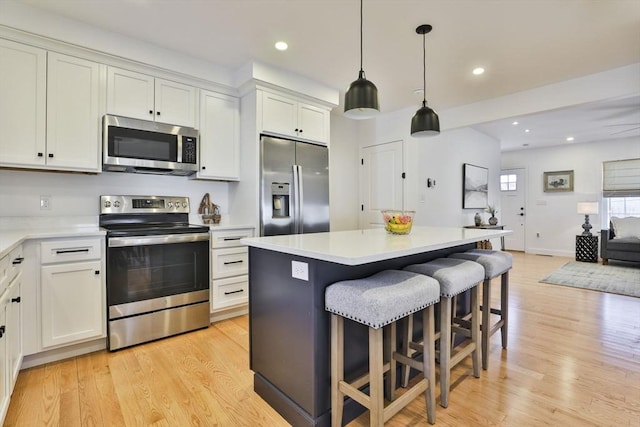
[108,233,210,247]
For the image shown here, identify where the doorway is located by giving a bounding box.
[359,140,404,228]
[500,168,526,251]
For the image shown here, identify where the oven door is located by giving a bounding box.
[106,233,209,320]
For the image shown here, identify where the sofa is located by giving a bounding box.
[600,216,640,264]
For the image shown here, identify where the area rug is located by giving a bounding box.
[540,261,640,298]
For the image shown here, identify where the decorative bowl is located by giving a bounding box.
[381,210,415,234]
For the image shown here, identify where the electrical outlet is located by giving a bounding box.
[291,260,309,281]
[40,195,52,210]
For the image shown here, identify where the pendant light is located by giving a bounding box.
[411,24,440,137]
[344,0,379,119]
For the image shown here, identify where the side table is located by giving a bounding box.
[464,225,505,250]
[576,235,598,263]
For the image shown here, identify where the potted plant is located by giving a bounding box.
[485,204,498,225]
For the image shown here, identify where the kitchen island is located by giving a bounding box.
[242,226,510,427]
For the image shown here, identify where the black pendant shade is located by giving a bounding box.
[411,101,440,137]
[344,70,379,119]
[411,24,439,137]
[344,0,379,119]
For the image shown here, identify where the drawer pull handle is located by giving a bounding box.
[0,326,4,338]
[11,297,20,303]
[12,257,24,265]
[223,260,244,265]
[55,248,90,254]
[224,289,244,295]
[223,237,242,241]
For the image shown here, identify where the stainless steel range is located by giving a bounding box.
[99,195,210,351]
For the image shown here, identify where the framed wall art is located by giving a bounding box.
[463,163,488,209]
[543,170,574,192]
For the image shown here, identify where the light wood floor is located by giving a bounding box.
[5,252,640,426]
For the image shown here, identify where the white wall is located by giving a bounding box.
[501,137,640,256]
[0,170,229,224]
[370,108,502,228]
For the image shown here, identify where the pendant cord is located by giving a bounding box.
[360,0,364,72]
[422,32,426,105]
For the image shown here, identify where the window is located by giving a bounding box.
[602,159,640,227]
[605,197,640,224]
[500,174,517,191]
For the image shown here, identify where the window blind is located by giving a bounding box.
[602,158,640,197]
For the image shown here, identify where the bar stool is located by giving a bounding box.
[403,258,484,408]
[325,270,440,426]
[449,249,512,369]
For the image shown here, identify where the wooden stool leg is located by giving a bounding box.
[331,314,344,427]
[369,327,384,427]
[422,305,436,424]
[501,271,509,349]
[439,296,452,408]
[481,278,491,370]
[387,323,397,401]
[401,315,414,387]
[471,285,481,378]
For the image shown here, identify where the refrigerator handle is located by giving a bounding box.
[297,165,304,233]
[292,165,301,234]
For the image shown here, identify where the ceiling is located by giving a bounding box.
[12,0,640,150]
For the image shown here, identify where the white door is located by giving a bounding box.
[297,103,329,143]
[360,141,404,228]
[107,67,155,121]
[500,168,526,251]
[261,91,298,138]
[154,78,197,127]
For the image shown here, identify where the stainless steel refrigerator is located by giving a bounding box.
[260,135,329,236]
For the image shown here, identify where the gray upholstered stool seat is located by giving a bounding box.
[403,258,484,408]
[326,270,440,426]
[449,249,513,369]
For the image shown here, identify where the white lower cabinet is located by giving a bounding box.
[39,239,105,349]
[210,228,253,313]
[0,244,23,424]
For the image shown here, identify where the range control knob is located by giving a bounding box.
[104,201,111,208]
[113,201,121,208]
[182,202,188,208]
[167,202,173,208]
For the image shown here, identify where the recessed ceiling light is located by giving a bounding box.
[512,121,519,125]
[566,136,575,141]
[275,41,288,51]
[472,67,485,75]
[525,129,531,133]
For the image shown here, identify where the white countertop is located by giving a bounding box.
[242,226,511,266]
[0,226,105,259]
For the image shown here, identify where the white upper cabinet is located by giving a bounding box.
[107,67,197,128]
[0,39,46,167]
[196,90,240,181]
[46,52,103,172]
[261,91,330,144]
[0,40,103,172]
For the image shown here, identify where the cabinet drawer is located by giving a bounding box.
[212,276,248,310]
[40,239,102,264]
[211,247,248,278]
[210,228,254,249]
[8,244,24,284]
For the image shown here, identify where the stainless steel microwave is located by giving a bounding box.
[102,115,199,176]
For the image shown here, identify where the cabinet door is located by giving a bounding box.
[47,53,103,172]
[106,67,155,121]
[6,276,21,390]
[298,103,329,144]
[0,302,7,422]
[41,261,104,348]
[262,91,298,138]
[0,39,46,167]
[155,78,197,127]
[197,90,240,180]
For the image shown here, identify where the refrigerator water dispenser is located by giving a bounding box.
[271,183,290,218]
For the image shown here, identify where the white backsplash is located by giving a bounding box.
[0,169,230,220]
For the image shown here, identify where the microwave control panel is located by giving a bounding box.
[182,137,197,164]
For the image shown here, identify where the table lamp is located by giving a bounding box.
[577,202,599,236]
